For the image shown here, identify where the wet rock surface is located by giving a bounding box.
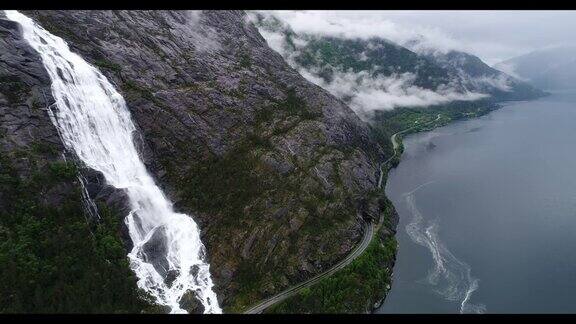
[0,12,60,177]
[180,289,205,314]
[141,225,170,278]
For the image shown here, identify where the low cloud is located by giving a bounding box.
[256,11,468,56]
[493,61,528,81]
[168,10,221,53]
[299,67,487,120]
[249,11,488,119]
[255,10,547,65]
[468,74,513,92]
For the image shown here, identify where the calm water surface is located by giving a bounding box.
[378,92,576,313]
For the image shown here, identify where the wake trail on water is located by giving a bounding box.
[5,10,221,314]
[403,181,486,314]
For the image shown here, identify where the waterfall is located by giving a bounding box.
[5,10,222,314]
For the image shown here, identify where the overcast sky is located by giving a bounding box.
[271,10,576,65]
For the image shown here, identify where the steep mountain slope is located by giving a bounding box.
[0,10,394,312]
[495,45,576,90]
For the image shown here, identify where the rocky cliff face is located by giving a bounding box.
[8,10,390,311]
[0,16,59,172]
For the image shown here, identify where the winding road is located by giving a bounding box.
[377,114,442,189]
[244,221,374,314]
[243,114,442,314]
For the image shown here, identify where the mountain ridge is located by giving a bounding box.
[251,11,546,116]
[495,45,576,90]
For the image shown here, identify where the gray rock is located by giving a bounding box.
[14,10,393,309]
[141,225,170,278]
[179,290,205,314]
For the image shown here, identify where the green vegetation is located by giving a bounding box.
[285,36,451,90]
[179,137,273,225]
[171,92,316,228]
[258,99,499,314]
[372,100,498,154]
[266,198,397,314]
[0,150,158,313]
[252,14,450,90]
[0,75,28,105]
[274,88,322,121]
[239,52,252,69]
[121,79,156,102]
[155,89,356,313]
[47,160,78,180]
[94,59,122,72]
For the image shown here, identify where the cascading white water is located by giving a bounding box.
[5,10,222,314]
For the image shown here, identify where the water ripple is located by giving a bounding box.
[404,181,486,314]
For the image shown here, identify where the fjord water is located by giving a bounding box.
[379,92,576,313]
[5,11,221,313]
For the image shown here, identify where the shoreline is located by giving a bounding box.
[243,96,543,314]
[375,96,547,314]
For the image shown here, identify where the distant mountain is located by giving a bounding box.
[290,36,454,91]
[251,11,545,114]
[251,12,452,89]
[429,50,546,101]
[495,45,576,90]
